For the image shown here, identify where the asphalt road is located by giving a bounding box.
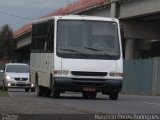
[5,88,160,114]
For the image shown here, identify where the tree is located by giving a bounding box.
[0,24,13,60]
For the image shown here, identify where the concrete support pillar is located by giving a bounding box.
[125,39,135,60]
[110,2,116,18]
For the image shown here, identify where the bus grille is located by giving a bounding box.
[71,71,107,76]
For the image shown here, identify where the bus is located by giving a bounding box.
[30,15,123,100]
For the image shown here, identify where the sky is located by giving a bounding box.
[0,0,78,31]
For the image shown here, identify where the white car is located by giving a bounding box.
[0,63,35,92]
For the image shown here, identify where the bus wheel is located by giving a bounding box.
[37,85,43,96]
[51,89,60,98]
[44,88,51,97]
[109,92,118,100]
[51,82,60,98]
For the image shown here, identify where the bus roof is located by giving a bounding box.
[33,15,119,24]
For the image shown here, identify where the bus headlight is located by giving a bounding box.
[54,70,70,75]
[109,72,123,77]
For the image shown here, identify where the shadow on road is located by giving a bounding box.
[37,93,110,101]
[8,88,113,101]
[58,96,109,100]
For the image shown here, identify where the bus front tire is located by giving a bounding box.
[44,88,51,97]
[51,81,60,98]
[51,89,60,98]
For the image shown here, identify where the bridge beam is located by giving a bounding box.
[121,21,160,40]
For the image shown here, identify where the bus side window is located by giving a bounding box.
[31,20,54,53]
[47,20,54,52]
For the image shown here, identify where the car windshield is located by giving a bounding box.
[6,65,29,73]
[57,20,120,60]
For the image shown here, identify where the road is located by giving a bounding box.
[1,88,159,114]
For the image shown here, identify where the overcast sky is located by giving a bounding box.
[0,0,78,31]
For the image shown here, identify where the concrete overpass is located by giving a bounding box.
[13,0,160,62]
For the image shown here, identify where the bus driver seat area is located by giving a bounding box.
[91,35,114,51]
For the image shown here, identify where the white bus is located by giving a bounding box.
[30,15,123,100]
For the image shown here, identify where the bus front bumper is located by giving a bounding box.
[54,77,122,93]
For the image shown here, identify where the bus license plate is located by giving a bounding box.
[82,87,95,92]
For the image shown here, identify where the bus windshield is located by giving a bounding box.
[57,20,120,59]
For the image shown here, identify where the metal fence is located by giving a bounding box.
[123,57,160,95]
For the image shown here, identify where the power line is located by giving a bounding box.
[0,9,35,20]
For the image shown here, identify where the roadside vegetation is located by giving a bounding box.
[0,90,9,96]
[0,24,14,61]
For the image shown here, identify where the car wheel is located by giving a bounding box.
[3,80,8,92]
[0,85,3,90]
[109,92,118,100]
[25,88,29,92]
[31,88,35,92]
[3,86,8,92]
[51,89,60,98]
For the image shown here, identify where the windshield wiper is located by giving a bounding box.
[60,48,89,57]
[84,46,116,58]
[84,46,101,52]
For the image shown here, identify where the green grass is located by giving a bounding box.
[0,90,9,96]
